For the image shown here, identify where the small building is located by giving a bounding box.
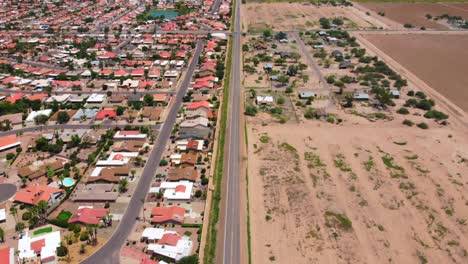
[353,93,370,101]
[299,91,316,99]
[256,95,274,105]
[0,135,21,152]
[25,109,52,123]
[263,63,273,71]
[14,185,64,206]
[339,61,354,70]
[114,130,147,140]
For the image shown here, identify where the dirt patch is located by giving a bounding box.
[362,2,468,29]
[242,3,381,31]
[247,120,468,264]
[361,33,468,113]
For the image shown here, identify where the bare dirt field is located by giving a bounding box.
[242,3,386,31]
[361,2,468,29]
[360,33,468,113]
[247,117,468,264]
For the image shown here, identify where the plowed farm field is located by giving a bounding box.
[362,2,468,29]
[361,33,468,113]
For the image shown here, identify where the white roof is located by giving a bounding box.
[18,231,61,260]
[148,236,193,261]
[113,130,147,139]
[160,181,193,200]
[46,94,70,103]
[26,109,52,122]
[0,208,6,222]
[96,152,139,166]
[141,228,172,240]
[87,93,105,103]
[256,95,274,104]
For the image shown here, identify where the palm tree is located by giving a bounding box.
[131,169,136,180]
[37,200,48,226]
[10,206,18,224]
[58,174,65,187]
[86,225,98,246]
[0,227,5,243]
[118,179,128,193]
[46,166,55,183]
[20,177,27,188]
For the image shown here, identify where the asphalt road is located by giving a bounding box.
[0,124,161,137]
[221,0,242,263]
[81,40,204,264]
[210,0,223,15]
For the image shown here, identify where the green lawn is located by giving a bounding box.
[33,226,52,236]
[56,210,72,222]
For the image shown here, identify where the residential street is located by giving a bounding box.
[81,40,204,264]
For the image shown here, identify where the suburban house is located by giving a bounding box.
[159,181,193,201]
[178,117,211,140]
[147,232,193,262]
[87,166,130,184]
[0,135,21,152]
[151,206,185,225]
[17,231,61,263]
[18,160,64,180]
[167,167,199,182]
[68,207,109,225]
[14,185,64,206]
[114,130,147,140]
[0,247,14,264]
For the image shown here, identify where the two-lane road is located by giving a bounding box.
[81,40,204,264]
[220,0,242,263]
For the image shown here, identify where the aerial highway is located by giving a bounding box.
[81,40,204,264]
[220,0,242,263]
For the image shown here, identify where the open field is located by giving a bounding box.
[360,33,468,113]
[241,3,386,31]
[247,118,468,264]
[361,2,468,29]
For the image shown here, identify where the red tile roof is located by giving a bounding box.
[186,100,210,110]
[14,185,64,205]
[158,233,181,246]
[0,247,12,264]
[96,109,117,120]
[0,135,20,151]
[5,93,24,103]
[68,208,109,225]
[27,93,48,101]
[31,239,45,253]
[151,206,185,224]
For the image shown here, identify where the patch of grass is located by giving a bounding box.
[56,210,72,222]
[399,182,415,190]
[363,156,374,171]
[259,135,270,143]
[405,154,418,160]
[334,154,352,172]
[184,231,193,236]
[279,142,297,153]
[382,154,404,172]
[324,211,352,231]
[33,226,53,236]
[305,152,326,168]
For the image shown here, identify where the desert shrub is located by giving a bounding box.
[244,105,258,116]
[397,107,409,115]
[80,232,89,241]
[56,244,68,257]
[22,212,31,221]
[403,119,414,127]
[417,122,429,129]
[304,108,316,119]
[424,110,448,120]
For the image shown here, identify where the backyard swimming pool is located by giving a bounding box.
[62,177,75,187]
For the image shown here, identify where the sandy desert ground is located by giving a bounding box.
[360,33,468,114]
[361,2,468,29]
[241,3,387,31]
[247,114,468,264]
